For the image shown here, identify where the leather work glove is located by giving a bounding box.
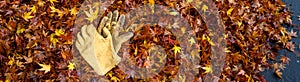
[75,10,133,75]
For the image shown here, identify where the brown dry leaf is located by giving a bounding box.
[275,69,282,79]
[285,41,295,52]
[287,29,297,37]
[280,56,290,64]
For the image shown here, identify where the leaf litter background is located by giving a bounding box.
[0,0,299,82]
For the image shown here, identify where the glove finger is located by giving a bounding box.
[76,32,84,46]
[105,12,113,30]
[102,27,111,38]
[112,14,125,38]
[75,38,82,50]
[114,32,133,51]
[118,14,125,28]
[98,16,108,33]
[80,25,89,41]
[86,24,96,37]
[111,10,119,28]
[112,27,119,39]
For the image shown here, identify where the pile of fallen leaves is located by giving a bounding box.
[0,0,82,81]
[0,0,296,81]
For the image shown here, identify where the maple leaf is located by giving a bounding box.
[188,37,196,46]
[7,56,14,65]
[238,21,242,27]
[50,6,59,13]
[201,65,212,74]
[275,69,282,79]
[225,48,231,52]
[67,62,75,70]
[202,35,215,46]
[237,69,245,75]
[22,12,34,21]
[148,0,154,5]
[30,5,37,13]
[70,7,77,16]
[245,74,254,82]
[50,34,59,47]
[148,0,155,13]
[134,45,138,56]
[285,41,295,52]
[187,0,193,3]
[171,45,181,55]
[55,29,64,36]
[38,63,51,73]
[84,7,99,23]
[227,7,234,16]
[287,29,297,37]
[16,26,25,34]
[280,56,290,64]
[202,5,208,12]
[37,0,45,7]
[111,76,120,82]
[49,0,58,5]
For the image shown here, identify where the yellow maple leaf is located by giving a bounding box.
[134,45,138,56]
[202,35,215,46]
[188,37,196,46]
[171,45,181,55]
[187,0,193,3]
[148,0,154,5]
[30,5,37,13]
[225,48,231,52]
[8,56,14,65]
[50,6,59,13]
[201,65,212,74]
[22,12,34,21]
[148,0,155,13]
[238,21,242,27]
[55,29,64,36]
[227,7,234,16]
[84,7,99,23]
[67,62,75,70]
[202,5,208,12]
[111,76,120,82]
[16,26,25,34]
[49,0,58,5]
[37,0,45,7]
[38,63,51,73]
[50,34,59,47]
[70,7,77,16]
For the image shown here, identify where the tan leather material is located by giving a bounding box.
[75,10,132,76]
[76,24,121,75]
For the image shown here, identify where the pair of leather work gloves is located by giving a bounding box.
[75,10,133,75]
